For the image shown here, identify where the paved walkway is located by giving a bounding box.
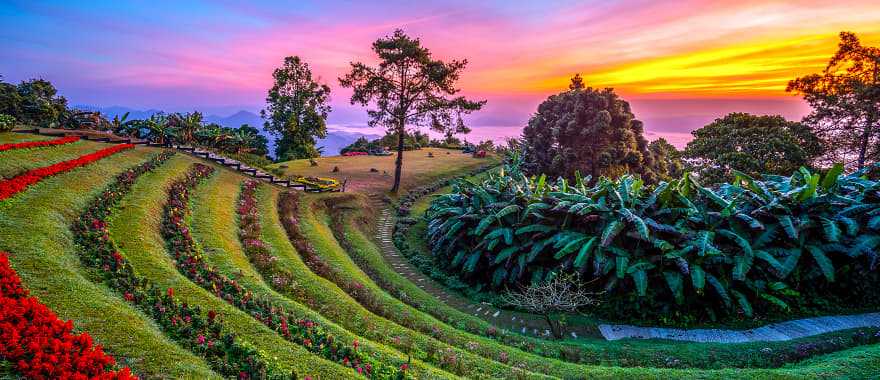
[599,312,880,343]
[374,204,594,339]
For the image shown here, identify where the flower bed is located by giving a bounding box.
[0,136,80,152]
[0,252,136,380]
[343,151,369,156]
[236,180,403,378]
[163,171,404,378]
[0,143,133,201]
[71,153,282,379]
[292,176,340,192]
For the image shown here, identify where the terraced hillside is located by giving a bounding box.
[2,130,880,379]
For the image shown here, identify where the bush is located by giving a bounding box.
[426,162,880,324]
[0,114,15,132]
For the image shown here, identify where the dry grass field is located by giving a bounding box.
[270,147,498,193]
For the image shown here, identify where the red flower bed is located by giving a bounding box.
[0,136,80,152]
[342,151,368,156]
[0,143,134,201]
[0,252,136,379]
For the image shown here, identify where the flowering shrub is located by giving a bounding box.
[71,153,282,379]
[0,143,133,201]
[342,151,368,156]
[0,136,80,152]
[0,253,136,380]
[236,180,403,378]
[0,114,14,132]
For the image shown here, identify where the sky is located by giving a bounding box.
[2,0,880,147]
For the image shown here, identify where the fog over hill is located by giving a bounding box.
[75,106,382,156]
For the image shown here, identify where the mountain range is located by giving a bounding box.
[74,105,381,156]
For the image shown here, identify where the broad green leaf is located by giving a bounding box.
[474,217,494,236]
[573,237,597,268]
[719,229,753,257]
[631,269,648,297]
[805,245,834,282]
[494,246,519,264]
[515,224,554,235]
[691,265,706,291]
[706,274,732,308]
[778,215,798,239]
[755,250,784,274]
[821,163,843,190]
[496,204,521,219]
[664,271,684,304]
[601,220,624,246]
[615,256,629,279]
[731,290,753,317]
[464,252,481,272]
[820,218,841,242]
[619,208,649,240]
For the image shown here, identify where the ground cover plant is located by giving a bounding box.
[0,143,133,200]
[0,252,136,380]
[426,158,880,325]
[0,135,79,152]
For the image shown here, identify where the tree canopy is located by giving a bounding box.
[0,77,68,127]
[521,75,668,183]
[684,113,824,184]
[262,56,331,162]
[339,29,485,191]
[787,31,880,170]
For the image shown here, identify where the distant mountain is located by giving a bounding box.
[73,105,381,157]
[318,130,382,156]
[204,110,263,129]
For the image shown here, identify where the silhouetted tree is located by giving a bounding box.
[263,56,331,161]
[339,29,485,192]
[787,31,879,170]
[683,113,824,184]
[522,75,660,183]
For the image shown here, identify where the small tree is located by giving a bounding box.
[339,29,485,192]
[501,274,597,339]
[262,56,331,162]
[787,31,880,170]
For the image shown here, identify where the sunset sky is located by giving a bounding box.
[3,1,880,146]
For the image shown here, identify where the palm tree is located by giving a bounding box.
[144,113,175,145]
[230,128,256,155]
[196,123,228,148]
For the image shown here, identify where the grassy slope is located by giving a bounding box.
[187,170,452,378]
[0,139,112,179]
[106,155,352,378]
[0,132,53,144]
[272,148,497,193]
[0,146,219,379]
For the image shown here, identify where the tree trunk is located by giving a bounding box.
[542,313,561,339]
[857,114,875,170]
[391,121,405,192]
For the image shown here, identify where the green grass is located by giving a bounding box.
[105,155,353,378]
[0,139,110,179]
[0,132,53,144]
[0,146,219,379]
[272,147,498,193]
[186,170,452,378]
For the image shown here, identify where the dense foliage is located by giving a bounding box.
[522,75,678,184]
[0,253,136,380]
[262,56,331,161]
[0,143,133,201]
[684,113,825,184]
[0,78,68,127]
[788,31,880,170]
[426,159,880,323]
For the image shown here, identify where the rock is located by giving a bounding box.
[370,168,379,172]
[332,166,340,173]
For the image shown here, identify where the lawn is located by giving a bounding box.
[271,147,498,193]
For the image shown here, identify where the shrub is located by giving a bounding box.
[426,162,880,324]
[0,114,15,132]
